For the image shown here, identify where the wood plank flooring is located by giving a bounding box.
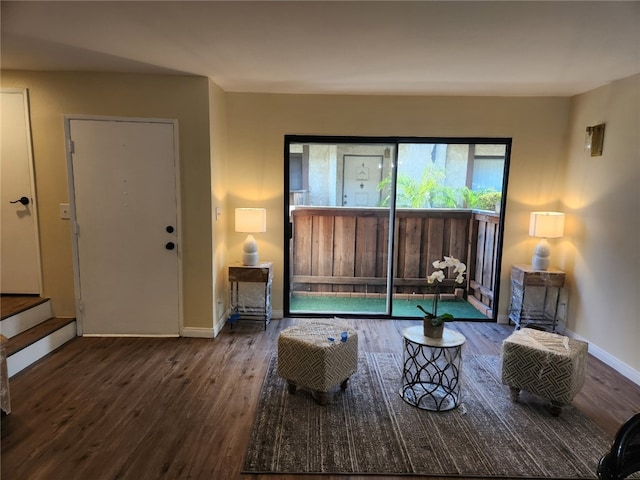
[2,318,639,480]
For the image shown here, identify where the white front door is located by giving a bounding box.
[66,117,181,336]
[342,155,383,207]
[0,89,41,294]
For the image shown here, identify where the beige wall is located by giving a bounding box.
[0,71,213,330]
[4,68,637,378]
[225,93,571,317]
[208,79,229,334]
[226,89,640,380]
[558,74,640,373]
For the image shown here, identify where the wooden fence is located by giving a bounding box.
[467,211,500,317]
[291,207,500,316]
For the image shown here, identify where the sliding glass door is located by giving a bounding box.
[286,139,396,315]
[285,136,510,320]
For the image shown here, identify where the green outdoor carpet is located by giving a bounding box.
[290,296,488,319]
[244,352,615,478]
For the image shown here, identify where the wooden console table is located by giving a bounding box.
[229,262,273,329]
[508,264,566,333]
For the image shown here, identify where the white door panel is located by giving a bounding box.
[68,118,180,335]
[0,89,41,294]
[342,155,382,207]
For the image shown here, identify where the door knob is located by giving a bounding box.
[165,242,175,250]
[10,196,30,206]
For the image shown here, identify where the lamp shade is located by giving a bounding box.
[529,212,565,239]
[235,208,267,233]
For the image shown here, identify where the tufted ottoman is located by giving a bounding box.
[277,321,358,405]
[501,328,588,416]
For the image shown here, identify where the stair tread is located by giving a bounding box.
[4,317,76,357]
[1,295,50,320]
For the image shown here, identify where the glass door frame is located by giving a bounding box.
[284,135,511,320]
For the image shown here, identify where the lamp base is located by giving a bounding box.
[242,234,259,266]
[242,252,258,266]
[531,238,550,270]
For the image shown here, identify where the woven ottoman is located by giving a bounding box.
[501,328,588,416]
[277,321,358,405]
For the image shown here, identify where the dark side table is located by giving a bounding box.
[399,326,466,411]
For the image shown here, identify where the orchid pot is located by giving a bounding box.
[423,321,444,339]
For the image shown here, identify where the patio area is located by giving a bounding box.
[289,207,500,319]
[290,294,488,319]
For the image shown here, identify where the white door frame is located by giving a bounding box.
[0,88,43,294]
[64,115,183,336]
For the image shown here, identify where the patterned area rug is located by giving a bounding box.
[243,352,613,478]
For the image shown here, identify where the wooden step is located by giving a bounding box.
[1,298,53,339]
[1,295,49,320]
[1,296,77,378]
[4,317,75,357]
[5,317,77,378]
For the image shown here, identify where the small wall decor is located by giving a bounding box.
[585,123,605,156]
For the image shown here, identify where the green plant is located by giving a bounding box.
[475,189,502,210]
[377,166,502,210]
[456,186,502,210]
[377,164,444,208]
[459,187,479,208]
[417,256,467,326]
[430,184,459,208]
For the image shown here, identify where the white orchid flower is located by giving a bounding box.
[432,260,447,269]
[422,255,467,321]
[427,271,445,283]
[428,256,467,284]
[454,262,466,274]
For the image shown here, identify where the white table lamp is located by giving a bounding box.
[529,211,564,270]
[235,208,267,266]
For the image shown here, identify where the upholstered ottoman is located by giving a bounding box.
[501,328,588,416]
[277,321,358,405]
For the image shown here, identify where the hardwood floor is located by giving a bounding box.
[2,318,639,480]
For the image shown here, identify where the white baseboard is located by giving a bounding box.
[82,333,179,338]
[81,328,216,338]
[564,328,640,387]
[180,327,214,338]
[213,318,226,338]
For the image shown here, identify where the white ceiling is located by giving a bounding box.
[2,1,639,96]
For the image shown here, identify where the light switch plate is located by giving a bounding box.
[59,203,70,219]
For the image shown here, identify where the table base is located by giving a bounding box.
[399,382,459,411]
